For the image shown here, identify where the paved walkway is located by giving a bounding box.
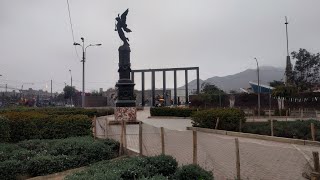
[95,108,320,180]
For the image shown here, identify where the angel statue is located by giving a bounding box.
[115,9,132,46]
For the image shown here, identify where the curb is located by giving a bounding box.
[187,127,320,147]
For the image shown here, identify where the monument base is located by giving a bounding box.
[114,107,137,121]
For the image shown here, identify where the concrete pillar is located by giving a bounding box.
[141,72,145,106]
[152,71,156,107]
[196,67,200,94]
[174,70,177,105]
[185,70,188,105]
[163,71,166,106]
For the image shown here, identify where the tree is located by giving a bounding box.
[269,80,284,88]
[63,85,76,100]
[291,49,320,91]
[201,82,224,94]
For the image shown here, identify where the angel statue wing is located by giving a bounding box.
[121,9,132,32]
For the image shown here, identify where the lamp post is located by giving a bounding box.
[69,69,73,106]
[74,37,102,108]
[254,58,261,117]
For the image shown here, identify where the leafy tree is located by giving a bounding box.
[291,49,320,91]
[201,82,224,94]
[63,85,76,100]
[269,80,284,88]
[91,90,102,96]
[272,85,297,98]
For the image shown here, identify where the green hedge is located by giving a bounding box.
[66,155,213,180]
[174,164,214,180]
[0,137,119,179]
[150,107,197,117]
[191,108,246,131]
[0,116,10,142]
[0,112,92,142]
[242,120,320,141]
[0,107,114,117]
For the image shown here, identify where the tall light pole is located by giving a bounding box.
[74,37,102,108]
[254,58,261,117]
[69,69,73,106]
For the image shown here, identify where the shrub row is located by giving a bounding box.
[0,137,119,179]
[66,155,213,180]
[0,112,92,142]
[0,107,114,117]
[150,107,197,117]
[191,108,246,131]
[242,120,320,141]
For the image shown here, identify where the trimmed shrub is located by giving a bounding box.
[66,155,208,180]
[1,112,92,142]
[0,116,10,142]
[174,164,214,180]
[0,137,119,178]
[191,108,246,131]
[242,120,320,141]
[150,107,197,117]
[0,160,26,180]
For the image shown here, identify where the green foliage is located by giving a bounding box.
[269,80,285,88]
[0,116,10,142]
[191,108,246,131]
[242,120,320,140]
[66,155,210,180]
[272,85,297,98]
[150,107,197,117]
[63,85,76,100]
[1,112,92,142]
[0,137,119,178]
[174,164,214,180]
[201,82,224,95]
[291,49,320,91]
[0,107,114,117]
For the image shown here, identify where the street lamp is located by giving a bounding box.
[254,58,261,117]
[69,69,73,106]
[74,37,102,108]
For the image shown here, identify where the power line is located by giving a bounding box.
[66,0,81,60]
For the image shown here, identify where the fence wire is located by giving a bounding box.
[97,117,320,180]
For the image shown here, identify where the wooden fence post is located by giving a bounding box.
[311,123,316,141]
[124,121,127,150]
[119,120,124,155]
[139,121,143,156]
[105,117,108,138]
[93,115,97,140]
[193,130,197,164]
[286,110,288,121]
[235,138,241,180]
[161,127,165,154]
[215,117,220,130]
[311,151,320,180]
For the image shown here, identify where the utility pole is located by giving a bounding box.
[255,58,261,117]
[284,16,293,86]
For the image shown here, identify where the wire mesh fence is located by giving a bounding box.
[96,116,320,180]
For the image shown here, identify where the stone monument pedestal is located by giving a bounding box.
[114,44,137,122]
[114,107,137,121]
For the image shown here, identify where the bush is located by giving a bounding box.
[0,137,119,178]
[1,112,92,142]
[150,107,197,117]
[66,155,183,180]
[191,108,246,131]
[174,164,214,180]
[0,116,10,142]
[0,160,26,180]
[242,120,320,141]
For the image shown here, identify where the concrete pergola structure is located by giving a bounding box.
[131,67,200,107]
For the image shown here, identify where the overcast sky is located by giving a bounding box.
[1,0,320,93]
